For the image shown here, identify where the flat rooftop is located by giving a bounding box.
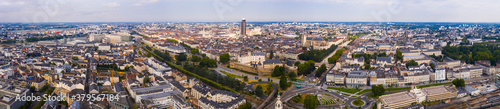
[380,91,417,105]
[422,85,457,95]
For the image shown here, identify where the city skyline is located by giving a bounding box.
[1,0,500,23]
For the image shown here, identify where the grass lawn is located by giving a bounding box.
[352,98,364,107]
[291,94,313,104]
[319,96,336,105]
[254,84,274,95]
[229,68,258,75]
[327,87,362,94]
[247,80,259,84]
[219,70,243,78]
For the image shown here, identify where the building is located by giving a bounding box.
[0,83,29,109]
[237,52,266,65]
[240,18,246,36]
[275,94,283,109]
[193,85,246,109]
[421,85,458,101]
[141,90,192,109]
[130,83,174,103]
[378,91,417,109]
[433,67,446,81]
[346,70,367,86]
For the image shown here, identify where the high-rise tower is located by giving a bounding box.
[241,18,246,36]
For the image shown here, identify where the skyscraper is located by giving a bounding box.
[240,18,246,36]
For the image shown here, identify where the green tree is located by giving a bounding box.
[271,66,285,77]
[243,76,248,81]
[191,48,200,54]
[298,60,316,75]
[191,55,201,62]
[146,52,152,57]
[220,53,230,63]
[429,63,435,70]
[255,85,264,96]
[294,61,301,66]
[279,75,289,90]
[452,78,465,87]
[396,50,403,62]
[175,53,188,61]
[371,85,385,97]
[237,102,252,109]
[304,95,320,109]
[405,60,418,68]
[72,56,78,60]
[143,76,151,85]
[288,71,297,81]
[315,64,327,77]
[269,50,274,59]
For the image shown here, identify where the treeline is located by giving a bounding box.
[299,44,338,62]
[442,44,500,66]
[141,45,239,93]
[297,60,316,75]
[25,36,63,42]
[327,47,346,64]
[1,39,15,43]
[183,64,245,91]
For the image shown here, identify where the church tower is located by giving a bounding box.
[275,94,283,109]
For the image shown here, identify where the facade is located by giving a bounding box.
[240,18,246,36]
[0,83,29,109]
[434,67,446,81]
[237,52,266,65]
[141,90,192,109]
[346,70,367,86]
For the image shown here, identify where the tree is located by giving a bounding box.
[298,60,316,75]
[315,64,327,77]
[175,53,188,62]
[237,102,252,109]
[243,76,248,81]
[288,71,297,81]
[405,60,418,68]
[220,53,230,63]
[429,63,435,70]
[271,66,285,77]
[279,75,289,90]
[143,77,151,85]
[304,95,319,109]
[199,58,217,68]
[146,52,152,57]
[255,85,264,96]
[371,85,385,97]
[396,50,403,62]
[191,48,200,54]
[269,50,274,59]
[452,78,465,87]
[191,55,201,62]
[294,61,301,66]
[72,56,78,60]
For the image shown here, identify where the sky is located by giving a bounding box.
[1,0,500,23]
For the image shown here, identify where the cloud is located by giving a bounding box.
[134,0,159,6]
[103,2,120,7]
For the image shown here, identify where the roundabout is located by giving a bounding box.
[351,97,365,107]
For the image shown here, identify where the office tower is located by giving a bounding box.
[241,18,246,36]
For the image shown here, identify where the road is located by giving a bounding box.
[246,82,279,109]
[263,84,375,109]
[321,40,351,65]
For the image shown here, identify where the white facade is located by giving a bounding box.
[435,67,446,81]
